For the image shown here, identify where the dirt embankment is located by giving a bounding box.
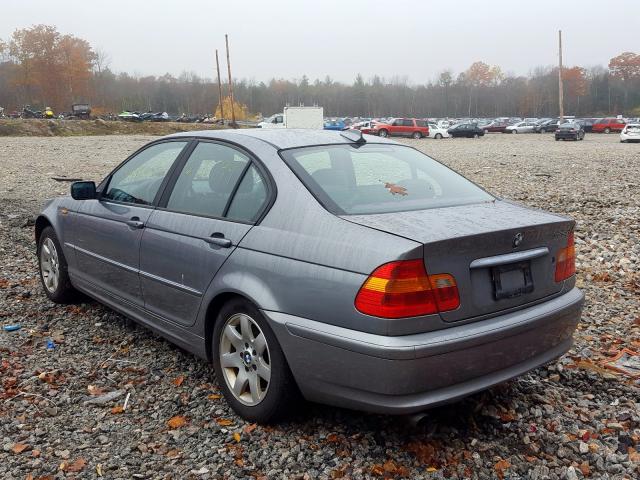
[0,118,228,137]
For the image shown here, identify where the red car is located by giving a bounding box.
[373,118,429,139]
[482,121,508,133]
[592,118,626,133]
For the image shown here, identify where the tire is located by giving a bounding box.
[37,226,78,303]
[604,128,611,134]
[378,129,388,138]
[412,131,422,139]
[435,133,443,139]
[555,137,560,141]
[473,133,479,139]
[512,130,517,134]
[212,298,299,423]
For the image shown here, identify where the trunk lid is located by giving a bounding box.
[343,201,574,323]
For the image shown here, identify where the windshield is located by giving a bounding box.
[280,144,494,215]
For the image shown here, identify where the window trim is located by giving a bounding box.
[97,138,195,208]
[155,138,276,225]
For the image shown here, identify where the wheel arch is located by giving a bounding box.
[35,215,53,246]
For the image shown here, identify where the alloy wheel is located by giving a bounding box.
[40,237,60,293]
[219,313,271,406]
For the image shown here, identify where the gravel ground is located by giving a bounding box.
[1,133,638,479]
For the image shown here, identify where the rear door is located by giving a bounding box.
[138,140,271,327]
[73,140,189,305]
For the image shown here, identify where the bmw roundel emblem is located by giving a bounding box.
[513,232,524,248]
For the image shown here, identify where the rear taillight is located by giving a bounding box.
[355,259,460,318]
[555,231,576,282]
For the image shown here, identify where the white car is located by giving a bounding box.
[258,113,284,129]
[620,124,640,143]
[505,121,537,134]
[427,123,450,139]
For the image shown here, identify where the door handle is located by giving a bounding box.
[125,217,145,229]
[203,233,232,248]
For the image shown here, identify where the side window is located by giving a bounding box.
[403,119,415,127]
[166,142,249,218]
[226,165,268,222]
[276,115,283,124]
[392,119,401,126]
[104,141,187,205]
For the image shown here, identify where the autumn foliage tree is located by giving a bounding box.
[0,28,639,118]
[5,25,95,112]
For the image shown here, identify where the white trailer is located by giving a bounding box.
[283,106,323,129]
[258,106,323,129]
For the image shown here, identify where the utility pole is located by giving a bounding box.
[215,49,224,121]
[225,34,236,127]
[558,30,564,122]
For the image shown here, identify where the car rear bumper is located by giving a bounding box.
[621,133,640,141]
[555,133,579,139]
[263,287,583,414]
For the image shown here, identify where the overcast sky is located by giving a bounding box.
[2,0,638,83]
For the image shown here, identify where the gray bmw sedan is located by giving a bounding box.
[35,129,583,422]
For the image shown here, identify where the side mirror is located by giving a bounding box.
[70,181,96,200]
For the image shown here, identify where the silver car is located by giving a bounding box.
[35,129,583,422]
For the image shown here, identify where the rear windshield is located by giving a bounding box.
[280,143,494,215]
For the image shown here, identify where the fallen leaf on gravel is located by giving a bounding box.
[172,375,184,387]
[166,449,181,459]
[629,447,640,462]
[326,433,340,443]
[383,460,398,473]
[579,461,590,476]
[216,418,233,426]
[243,423,257,434]
[207,393,222,400]
[96,463,103,476]
[65,458,86,472]
[370,464,384,476]
[494,459,511,479]
[405,440,438,466]
[87,385,104,396]
[11,443,29,454]
[233,432,241,442]
[111,405,124,414]
[167,415,187,428]
[499,411,516,422]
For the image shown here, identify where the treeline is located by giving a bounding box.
[1,25,639,118]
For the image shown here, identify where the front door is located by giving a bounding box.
[139,141,270,326]
[73,140,189,305]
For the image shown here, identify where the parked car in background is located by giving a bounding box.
[447,123,485,138]
[620,123,640,143]
[35,128,583,423]
[373,118,429,139]
[483,121,508,133]
[555,123,585,141]
[592,117,626,134]
[258,113,285,129]
[350,120,377,135]
[427,123,450,139]
[576,118,596,133]
[323,119,347,131]
[505,121,537,134]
